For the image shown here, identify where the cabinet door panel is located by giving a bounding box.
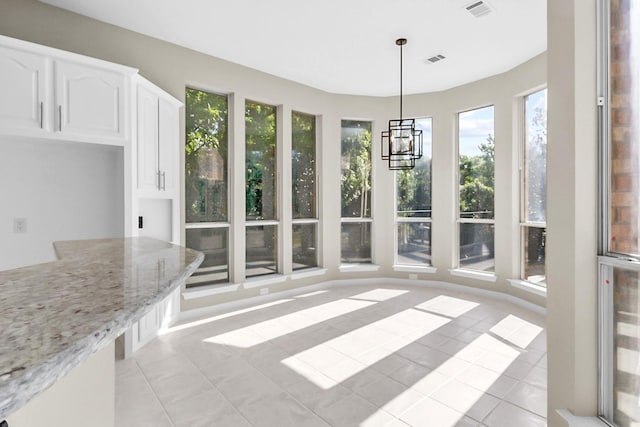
[55,60,125,139]
[136,85,159,191]
[158,98,179,193]
[0,46,46,131]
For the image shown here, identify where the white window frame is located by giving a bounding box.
[184,87,231,288]
[456,105,496,273]
[519,88,548,288]
[394,117,433,268]
[291,110,320,271]
[340,119,374,266]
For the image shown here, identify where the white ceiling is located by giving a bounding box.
[39,0,547,96]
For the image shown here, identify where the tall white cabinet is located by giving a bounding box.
[0,34,185,357]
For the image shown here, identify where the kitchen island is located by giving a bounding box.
[0,237,203,426]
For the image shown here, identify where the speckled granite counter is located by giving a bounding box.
[0,237,203,419]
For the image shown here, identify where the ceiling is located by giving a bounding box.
[39,0,547,96]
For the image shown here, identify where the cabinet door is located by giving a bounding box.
[55,60,126,140]
[136,85,159,192]
[158,97,179,194]
[0,46,47,132]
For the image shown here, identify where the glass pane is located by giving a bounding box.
[613,267,640,427]
[185,228,228,287]
[397,222,431,265]
[341,222,371,263]
[293,223,317,270]
[341,120,372,218]
[246,225,277,277]
[609,1,640,257]
[246,101,277,221]
[185,88,228,223]
[523,226,546,285]
[458,106,495,220]
[397,118,433,218]
[524,89,547,223]
[292,111,316,219]
[459,223,494,272]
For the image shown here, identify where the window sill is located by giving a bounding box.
[182,283,239,300]
[393,265,437,274]
[557,409,608,426]
[289,268,328,280]
[339,264,381,273]
[508,279,547,297]
[449,268,498,282]
[243,274,288,289]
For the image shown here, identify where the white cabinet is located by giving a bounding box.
[54,60,127,141]
[0,45,47,132]
[0,35,135,145]
[135,79,181,197]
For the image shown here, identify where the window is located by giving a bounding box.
[184,88,229,287]
[292,111,318,270]
[396,117,433,266]
[245,100,278,277]
[521,89,547,285]
[598,2,640,426]
[457,106,495,272]
[340,120,372,264]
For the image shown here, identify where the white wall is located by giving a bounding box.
[0,138,124,270]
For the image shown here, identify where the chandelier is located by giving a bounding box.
[381,38,423,170]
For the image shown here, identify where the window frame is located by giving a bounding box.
[456,105,496,273]
[291,110,319,271]
[394,116,433,267]
[184,86,231,288]
[519,88,548,287]
[245,99,279,278]
[340,118,374,265]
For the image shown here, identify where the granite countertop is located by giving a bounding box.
[0,237,203,419]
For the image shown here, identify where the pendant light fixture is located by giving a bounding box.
[381,38,423,170]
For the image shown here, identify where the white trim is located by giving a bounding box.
[393,265,437,274]
[185,222,230,229]
[456,218,496,224]
[246,220,280,227]
[396,217,433,223]
[243,274,288,289]
[177,276,546,323]
[449,268,498,282]
[339,264,381,273]
[599,255,640,271]
[340,217,373,223]
[557,409,609,427]
[181,283,239,300]
[292,218,319,225]
[508,279,547,297]
[289,268,328,280]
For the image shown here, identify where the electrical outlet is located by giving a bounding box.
[260,288,269,296]
[13,217,27,233]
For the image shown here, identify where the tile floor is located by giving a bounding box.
[116,283,547,427]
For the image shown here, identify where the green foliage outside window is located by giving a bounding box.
[246,101,277,220]
[185,88,228,223]
[459,135,495,219]
[292,112,316,219]
[341,120,372,218]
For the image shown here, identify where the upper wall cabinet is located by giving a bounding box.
[0,35,136,145]
[0,45,47,132]
[55,60,127,141]
[135,78,181,198]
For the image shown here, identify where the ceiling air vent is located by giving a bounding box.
[425,54,446,65]
[465,1,492,18]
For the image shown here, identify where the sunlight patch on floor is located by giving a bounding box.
[489,314,543,348]
[414,295,479,318]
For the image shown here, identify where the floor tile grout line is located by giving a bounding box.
[128,357,177,427]
[178,346,258,427]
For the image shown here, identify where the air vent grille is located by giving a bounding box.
[465,1,492,18]
[425,54,446,65]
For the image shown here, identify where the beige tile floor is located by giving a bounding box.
[116,283,547,427]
